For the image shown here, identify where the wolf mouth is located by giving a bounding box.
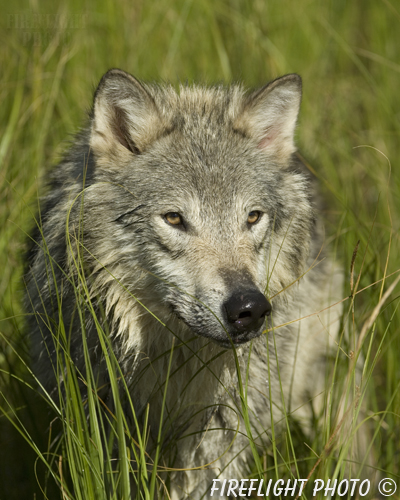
[171,307,265,349]
[212,331,262,349]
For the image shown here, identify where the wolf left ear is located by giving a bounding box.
[90,69,162,163]
[237,74,302,160]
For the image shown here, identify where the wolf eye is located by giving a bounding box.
[247,211,262,225]
[164,212,183,226]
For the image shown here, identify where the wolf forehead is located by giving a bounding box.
[88,69,305,208]
[145,84,246,132]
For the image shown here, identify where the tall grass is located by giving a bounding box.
[1,0,399,498]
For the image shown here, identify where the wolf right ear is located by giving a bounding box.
[236,74,302,161]
[90,69,162,163]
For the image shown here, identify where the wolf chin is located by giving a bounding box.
[25,69,343,499]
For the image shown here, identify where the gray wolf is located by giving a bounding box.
[25,69,343,499]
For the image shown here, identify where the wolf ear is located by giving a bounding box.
[237,74,302,159]
[90,69,161,161]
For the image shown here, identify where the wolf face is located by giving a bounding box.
[82,69,315,348]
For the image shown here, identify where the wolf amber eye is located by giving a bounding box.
[164,212,183,226]
[247,211,261,224]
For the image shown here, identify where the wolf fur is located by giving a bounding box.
[25,69,343,499]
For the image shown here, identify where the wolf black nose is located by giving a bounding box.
[224,290,271,334]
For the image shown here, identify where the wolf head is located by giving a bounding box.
[81,69,315,348]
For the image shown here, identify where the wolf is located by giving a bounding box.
[25,69,344,499]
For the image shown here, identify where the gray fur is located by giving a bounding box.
[25,69,343,499]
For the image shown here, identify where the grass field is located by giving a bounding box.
[1,0,399,498]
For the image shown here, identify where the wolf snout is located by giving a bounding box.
[223,290,271,335]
